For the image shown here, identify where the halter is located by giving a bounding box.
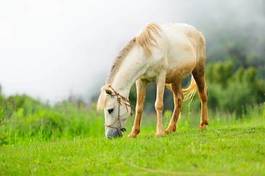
[105,85,132,131]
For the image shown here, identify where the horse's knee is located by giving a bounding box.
[136,105,144,114]
[155,101,163,113]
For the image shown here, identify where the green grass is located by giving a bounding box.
[1,105,265,176]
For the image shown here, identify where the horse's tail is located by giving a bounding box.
[182,76,197,102]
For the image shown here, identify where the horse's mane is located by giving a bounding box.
[106,38,136,83]
[136,23,161,56]
[106,23,161,84]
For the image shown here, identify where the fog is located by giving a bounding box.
[0,0,264,102]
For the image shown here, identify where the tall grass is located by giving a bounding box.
[1,92,264,145]
[0,100,105,144]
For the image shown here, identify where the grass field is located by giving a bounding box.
[1,105,265,176]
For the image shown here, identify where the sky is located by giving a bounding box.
[0,0,264,103]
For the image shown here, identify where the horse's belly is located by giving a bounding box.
[166,64,195,83]
[166,52,196,83]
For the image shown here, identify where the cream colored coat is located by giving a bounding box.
[98,23,208,138]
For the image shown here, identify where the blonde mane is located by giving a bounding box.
[107,23,161,85]
[107,38,136,84]
[136,23,161,56]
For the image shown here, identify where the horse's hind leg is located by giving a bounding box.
[165,82,183,134]
[192,62,209,128]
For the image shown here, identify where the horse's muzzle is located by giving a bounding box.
[106,128,126,139]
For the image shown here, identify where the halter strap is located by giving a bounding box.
[107,85,131,107]
[105,85,132,130]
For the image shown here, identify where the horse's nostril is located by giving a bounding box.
[121,128,126,132]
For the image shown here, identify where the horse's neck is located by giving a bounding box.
[111,47,146,98]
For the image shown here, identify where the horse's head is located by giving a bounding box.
[97,85,131,139]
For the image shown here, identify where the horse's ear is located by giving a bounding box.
[97,91,106,111]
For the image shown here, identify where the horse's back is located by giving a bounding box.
[159,23,206,82]
[161,23,204,62]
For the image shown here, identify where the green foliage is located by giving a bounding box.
[0,95,104,144]
[205,59,265,116]
[0,94,43,119]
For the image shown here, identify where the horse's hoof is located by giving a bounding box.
[128,129,140,138]
[128,133,138,138]
[199,122,208,129]
[155,131,166,137]
[165,129,172,134]
[128,134,137,138]
[165,126,176,134]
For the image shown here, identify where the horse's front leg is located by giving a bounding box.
[155,71,166,137]
[128,79,147,138]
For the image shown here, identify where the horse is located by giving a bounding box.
[97,23,208,138]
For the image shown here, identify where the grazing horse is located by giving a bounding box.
[97,23,208,138]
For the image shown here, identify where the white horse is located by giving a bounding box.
[97,23,208,138]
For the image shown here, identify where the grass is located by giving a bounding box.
[0,105,265,176]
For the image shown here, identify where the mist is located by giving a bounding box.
[0,0,264,103]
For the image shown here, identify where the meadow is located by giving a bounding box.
[1,1,265,175]
[0,95,264,175]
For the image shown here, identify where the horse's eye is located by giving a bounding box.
[107,108,114,114]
